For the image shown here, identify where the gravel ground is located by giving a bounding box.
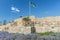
[0,31,60,40]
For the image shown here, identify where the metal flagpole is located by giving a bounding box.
[29,1,31,16]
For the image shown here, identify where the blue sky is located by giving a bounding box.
[31,0,60,18]
[0,0,29,23]
[0,0,60,23]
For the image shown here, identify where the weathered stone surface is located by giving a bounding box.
[0,16,60,34]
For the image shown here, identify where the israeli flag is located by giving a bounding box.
[11,7,20,13]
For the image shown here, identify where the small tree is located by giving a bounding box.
[23,16,31,26]
[0,21,2,26]
[23,16,30,22]
[20,16,23,18]
[3,18,6,25]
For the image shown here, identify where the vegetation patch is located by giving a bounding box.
[34,32,54,35]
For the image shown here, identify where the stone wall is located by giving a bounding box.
[0,16,60,34]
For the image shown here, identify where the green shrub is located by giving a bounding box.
[35,32,54,35]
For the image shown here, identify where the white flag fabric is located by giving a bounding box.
[11,7,20,13]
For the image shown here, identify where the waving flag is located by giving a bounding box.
[29,1,36,8]
[29,1,36,15]
[11,7,20,13]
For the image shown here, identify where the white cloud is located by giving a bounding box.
[11,7,20,13]
[15,8,20,12]
[11,7,15,10]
